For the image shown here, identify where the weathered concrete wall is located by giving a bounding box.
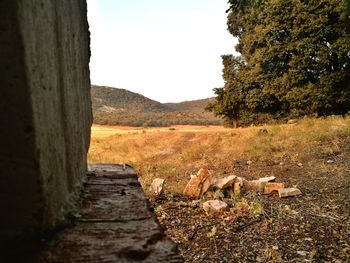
[0,0,91,243]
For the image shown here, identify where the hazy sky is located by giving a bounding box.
[87,0,237,103]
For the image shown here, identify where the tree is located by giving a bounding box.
[208,0,350,126]
[206,55,246,128]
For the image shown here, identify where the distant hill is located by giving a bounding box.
[91,85,222,127]
[165,98,216,112]
[91,85,172,113]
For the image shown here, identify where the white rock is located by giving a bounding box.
[258,176,276,183]
[287,119,298,124]
[278,187,302,198]
[203,200,228,213]
[212,175,236,189]
[296,251,308,256]
[150,178,165,195]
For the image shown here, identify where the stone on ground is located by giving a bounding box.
[183,169,215,198]
[258,176,276,183]
[235,176,247,186]
[263,183,285,195]
[278,187,302,198]
[212,175,236,189]
[233,182,241,194]
[243,180,266,192]
[150,178,165,195]
[203,200,228,213]
[287,119,298,124]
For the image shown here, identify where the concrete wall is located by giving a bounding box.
[0,0,91,242]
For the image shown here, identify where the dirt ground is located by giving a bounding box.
[151,141,350,262]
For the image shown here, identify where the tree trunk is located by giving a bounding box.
[233,116,240,128]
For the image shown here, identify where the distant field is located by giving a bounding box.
[91,124,224,138]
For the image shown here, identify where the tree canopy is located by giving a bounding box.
[208,0,350,126]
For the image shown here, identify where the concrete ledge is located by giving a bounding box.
[37,164,183,262]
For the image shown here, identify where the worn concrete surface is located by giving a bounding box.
[0,0,91,244]
[38,164,183,262]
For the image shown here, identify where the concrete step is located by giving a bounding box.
[37,164,183,262]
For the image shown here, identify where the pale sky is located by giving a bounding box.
[87,0,237,103]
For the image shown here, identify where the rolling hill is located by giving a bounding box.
[164,98,216,112]
[91,85,221,126]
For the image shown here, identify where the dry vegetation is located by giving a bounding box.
[89,116,349,194]
[88,116,350,262]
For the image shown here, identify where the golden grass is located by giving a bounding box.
[88,116,350,194]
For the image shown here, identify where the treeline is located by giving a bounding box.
[207,0,350,127]
[93,111,221,127]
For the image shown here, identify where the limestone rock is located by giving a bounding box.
[258,176,276,183]
[150,178,165,196]
[235,176,248,186]
[212,175,236,189]
[264,183,284,195]
[278,187,302,198]
[233,182,241,194]
[183,169,215,198]
[287,119,298,124]
[243,180,266,192]
[203,200,228,213]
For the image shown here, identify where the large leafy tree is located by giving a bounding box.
[207,55,245,127]
[208,0,350,126]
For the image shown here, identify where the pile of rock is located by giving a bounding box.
[181,169,301,199]
[150,168,301,201]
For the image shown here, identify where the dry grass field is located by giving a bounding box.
[88,116,350,262]
[89,116,349,194]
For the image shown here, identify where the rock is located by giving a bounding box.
[212,175,236,189]
[233,182,241,194]
[263,183,285,195]
[278,187,302,198]
[297,163,303,167]
[243,180,266,192]
[235,176,246,186]
[150,178,165,196]
[326,159,334,164]
[183,169,215,198]
[203,200,228,213]
[258,176,276,183]
[287,119,298,124]
[296,251,308,256]
[257,128,268,135]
